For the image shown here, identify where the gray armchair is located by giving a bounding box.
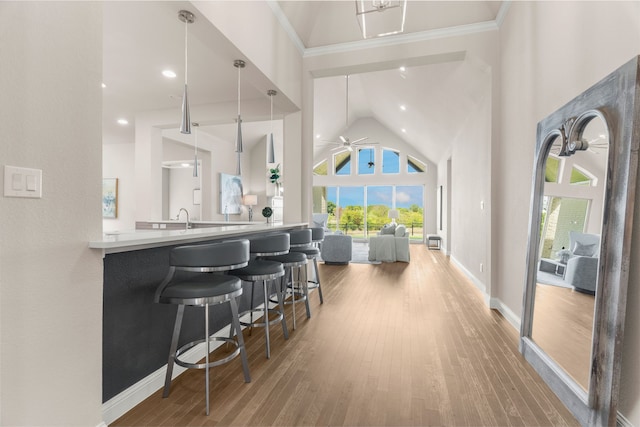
[563,231,600,294]
[564,255,598,294]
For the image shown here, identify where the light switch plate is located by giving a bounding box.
[4,165,42,198]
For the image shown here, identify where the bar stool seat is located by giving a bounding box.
[159,275,242,303]
[155,239,251,416]
[229,233,289,359]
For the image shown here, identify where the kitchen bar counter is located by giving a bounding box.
[94,222,307,405]
[90,222,307,253]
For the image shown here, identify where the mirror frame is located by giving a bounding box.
[520,56,640,426]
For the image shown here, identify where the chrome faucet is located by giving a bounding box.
[176,208,190,232]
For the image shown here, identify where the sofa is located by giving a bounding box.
[368,223,410,263]
[563,231,600,294]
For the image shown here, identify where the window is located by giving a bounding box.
[396,185,424,240]
[407,155,426,173]
[334,151,351,176]
[545,155,561,183]
[318,184,424,241]
[313,160,327,176]
[540,196,589,259]
[570,166,594,186]
[382,149,400,174]
[337,187,364,235]
[358,148,375,175]
[366,186,393,235]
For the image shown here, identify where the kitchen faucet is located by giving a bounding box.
[176,208,190,232]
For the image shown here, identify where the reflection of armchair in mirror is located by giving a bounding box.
[520,56,640,426]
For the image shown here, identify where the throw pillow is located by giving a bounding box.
[394,224,406,237]
[573,241,597,257]
[380,224,397,235]
[312,213,328,230]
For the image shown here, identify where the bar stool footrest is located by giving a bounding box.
[239,308,284,328]
[283,287,307,304]
[174,337,241,370]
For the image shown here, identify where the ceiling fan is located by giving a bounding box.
[319,75,378,152]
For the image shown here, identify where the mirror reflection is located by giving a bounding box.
[531,116,608,391]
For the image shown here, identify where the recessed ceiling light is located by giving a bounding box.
[101,83,106,88]
[400,105,406,111]
[316,134,321,139]
[162,70,177,78]
[117,118,129,125]
[399,66,406,72]
[401,128,407,133]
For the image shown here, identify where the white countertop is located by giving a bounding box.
[90,222,308,254]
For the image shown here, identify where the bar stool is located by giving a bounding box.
[154,239,251,416]
[264,232,309,330]
[292,227,324,304]
[229,233,289,359]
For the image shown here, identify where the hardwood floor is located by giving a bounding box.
[112,245,578,426]
[532,283,595,391]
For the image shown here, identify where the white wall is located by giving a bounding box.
[497,1,640,423]
[103,143,136,232]
[0,2,103,425]
[450,82,492,292]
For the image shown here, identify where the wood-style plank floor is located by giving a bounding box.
[112,245,578,426]
[532,283,594,391]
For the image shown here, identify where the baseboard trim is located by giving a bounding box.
[101,301,274,425]
[449,257,521,332]
[450,255,488,302]
[489,297,521,331]
[617,411,635,427]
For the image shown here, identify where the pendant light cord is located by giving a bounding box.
[345,75,349,128]
[270,93,274,133]
[237,66,241,116]
[184,20,188,85]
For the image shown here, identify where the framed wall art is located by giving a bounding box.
[102,178,118,219]
[220,173,243,215]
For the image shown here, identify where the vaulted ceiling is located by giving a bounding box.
[103,1,504,164]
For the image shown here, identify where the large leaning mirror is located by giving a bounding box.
[520,56,640,426]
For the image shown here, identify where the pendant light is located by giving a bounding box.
[192,122,199,177]
[178,10,195,134]
[267,90,277,163]
[234,59,245,175]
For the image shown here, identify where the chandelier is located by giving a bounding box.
[355,0,407,39]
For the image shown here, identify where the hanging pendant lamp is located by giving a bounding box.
[267,90,277,163]
[192,122,199,177]
[178,10,195,134]
[234,60,245,175]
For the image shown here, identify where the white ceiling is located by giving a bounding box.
[103,1,504,164]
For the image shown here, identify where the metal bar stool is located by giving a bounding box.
[154,239,251,416]
[292,227,324,304]
[264,233,309,330]
[229,233,289,359]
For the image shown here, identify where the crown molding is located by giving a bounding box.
[304,20,498,58]
[266,0,306,55]
[268,1,511,59]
